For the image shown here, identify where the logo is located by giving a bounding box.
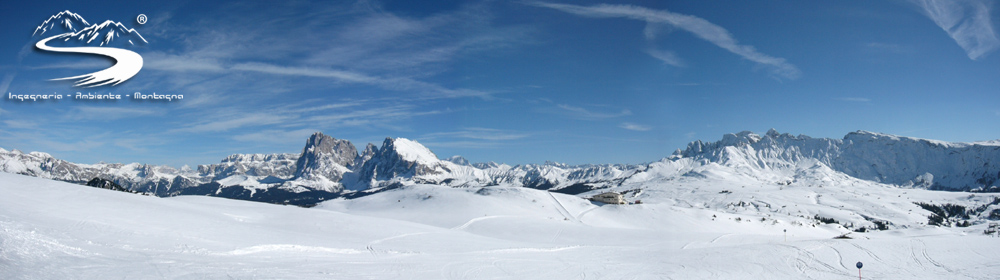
[33,10,147,87]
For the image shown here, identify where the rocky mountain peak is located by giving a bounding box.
[446,155,470,166]
[355,143,379,168]
[354,137,444,186]
[293,132,358,181]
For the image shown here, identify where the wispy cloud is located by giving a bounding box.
[0,73,15,99]
[140,1,522,101]
[423,127,530,141]
[27,60,110,70]
[231,62,377,83]
[530,2,801,80]
[68,106,161,121]
[644,48,685,67]
[619,122,652,131]
[305,2,533,75]
[3,120,36,129]
[910,0,1000,60]
[174,112,294,133]
[420,127,531,149]
[556,104,632,120]
[0,129,105,153]
[301,104,441,127]
[835,97,871,102]
[232,128,320,144]
[145,57,492,99]
[142,52,226,72]
[172,100,439,135]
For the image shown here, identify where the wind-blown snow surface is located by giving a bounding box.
[3,172,999,279]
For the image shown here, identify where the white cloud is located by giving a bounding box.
[644,48,685,67]
[556,104,632,120]
[143,52,226,72]
[423,128,530,141]
[173,113,295,133]
[34,139,104,152]
[619,122,652,131]
[420,141,509,149]
[301,105,441,126]
[68,106,160,121]
[0,73,15,97]
[531,2,801,80]
[3,120,36,129]
[306,3,533,75]
[228,62,490,99]
[643,22,671,40]
[137,2,518,101]
[232,128,320,144]
[231,63,377,83]
[910,0,1000,60]
[27,60,109,70]
[173,99,443,135]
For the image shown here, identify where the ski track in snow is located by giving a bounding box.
[451,215,514,230]
[575,205,599,221]
[365,232,428,257]
[850,242,883,262]
[547,192,575,222]
[913,239,951,273]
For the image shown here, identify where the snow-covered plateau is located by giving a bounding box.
[2,129,1000,278]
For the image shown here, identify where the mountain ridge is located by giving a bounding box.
[2,129,998,206]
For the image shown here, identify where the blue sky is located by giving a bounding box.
[1,0,998,167]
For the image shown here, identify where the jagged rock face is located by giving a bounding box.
[356,138,443,184]
[86,178,128,192]
[294,133,358,181]
[0,150,94,182]
[834,131,1000,190]
[356,143,378,168]
[676,129,1000,191]
[198,153,299,179]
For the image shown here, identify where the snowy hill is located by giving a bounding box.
[2,171,999,278]
[1,130,998,207]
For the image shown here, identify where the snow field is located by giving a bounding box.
[2,172,999,279]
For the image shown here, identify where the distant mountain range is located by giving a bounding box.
[33,10,147,47]
[2,129,998,206]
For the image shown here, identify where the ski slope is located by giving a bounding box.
[1,172,998,279]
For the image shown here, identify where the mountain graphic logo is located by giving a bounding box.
[33,10,147,87]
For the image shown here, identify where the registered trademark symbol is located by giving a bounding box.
[137,14,147,25]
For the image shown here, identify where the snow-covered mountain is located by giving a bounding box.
[199,153,299,179]
[1,129,998,206]
[0,148,201,195]
[673,129,1000,191]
